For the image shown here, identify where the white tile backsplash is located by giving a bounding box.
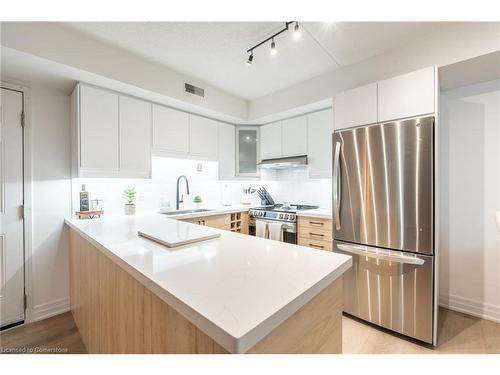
[71,157,331,217]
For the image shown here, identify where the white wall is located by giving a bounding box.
[250,23,500,120]
[439,79,500,322]
[71,158,332,217]
[28,87,72,321]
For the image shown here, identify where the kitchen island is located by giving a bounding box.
[65,214,351,354]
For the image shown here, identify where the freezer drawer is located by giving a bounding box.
[335,241,434,344]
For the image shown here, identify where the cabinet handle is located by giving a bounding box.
[309,243,324,249]
[309,232,324,238]
[309,221,324,226]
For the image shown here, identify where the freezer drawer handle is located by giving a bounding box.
[337,244,425,266]
[333,141,341,230]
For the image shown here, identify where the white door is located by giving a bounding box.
[377,66,435,122]
[152,104,189,154]
[282,116,307,156]
[0,87,25,328]
[79,85,120,171]
[217,123,235,179]
[308,109,334,178]
[260,122,282,160]
[189,114,218,159]
[119,96,152,178]
[334,83,378,129]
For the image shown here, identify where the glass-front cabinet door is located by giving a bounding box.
[236,126,259,177]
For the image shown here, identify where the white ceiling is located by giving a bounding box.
[58,22,446,100]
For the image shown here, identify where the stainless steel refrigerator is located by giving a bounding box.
[332,115,436,345]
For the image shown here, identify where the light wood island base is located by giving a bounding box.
[69,228,343,354]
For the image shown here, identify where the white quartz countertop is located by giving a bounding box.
[65,214,351,353]
[296,208,332,219]
[161,204,251,219]
[163,204,333,220]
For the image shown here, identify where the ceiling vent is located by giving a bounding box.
[184,83,205,98]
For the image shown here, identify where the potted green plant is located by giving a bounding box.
[123,187,137,215]
[193,195,203,208]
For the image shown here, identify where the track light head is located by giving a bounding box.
[270,38,277,55]
[293,22,301,39]
[246,52,254,66]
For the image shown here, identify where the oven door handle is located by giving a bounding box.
[337,244,425,266]
[254,219,295,231]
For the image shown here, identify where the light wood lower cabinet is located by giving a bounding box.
[298,216,333,252]
[181,211,249,234]
[69,228,343,353]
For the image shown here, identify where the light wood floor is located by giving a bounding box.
[1,308,499,354]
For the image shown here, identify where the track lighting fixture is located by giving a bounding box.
[293,22,301,39]
[270,38,277,55]
[245,21,299,64]
[246,51,254,66]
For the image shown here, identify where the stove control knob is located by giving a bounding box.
[279,213,283,219]
[290,214,295,220]
[284,214,289,220]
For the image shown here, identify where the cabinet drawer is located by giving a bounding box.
[298,238,332,251]
[298,216,332,230]
[298,227,332,242]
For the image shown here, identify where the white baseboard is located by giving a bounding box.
[32,296,70,322]
[439,294,500,323]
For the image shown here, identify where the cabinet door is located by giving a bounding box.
[378,67,435,122]
[119,96,152,177]
[236,127,259,177]
[218,123,235,179]
[282,116,307,156]
[204,214,231,231]
[307,109,333,178]
[79,85,119,170]
[260,122,282,159]
[189,114,218,160]
[152,104,189,154]
[334,83,377,130]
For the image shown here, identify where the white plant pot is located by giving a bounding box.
[124,204,136,215]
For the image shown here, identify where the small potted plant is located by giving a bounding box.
[193,195,203,208]
[123,187,137,215]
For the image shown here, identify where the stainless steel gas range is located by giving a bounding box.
[248,204,319,244]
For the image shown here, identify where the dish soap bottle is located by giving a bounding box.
[80,184,89,212]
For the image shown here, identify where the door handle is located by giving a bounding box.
[333,141,341,230]
[337,243,425,265]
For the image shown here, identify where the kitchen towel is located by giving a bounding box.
[256,221,268,238]
[268,222,283,241]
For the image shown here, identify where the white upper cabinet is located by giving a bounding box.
[334,83,377,130]
[377,66,436,122]
[217,123,236,179]
[189,114,218,160]
[119,96,152,178]
[152,104,189,154]
[282,116,307,156]
[307,109,333,178]
[260,122,282,160]
[79,85,120,171]
[73,84,152,178]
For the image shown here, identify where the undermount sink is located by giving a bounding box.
[162,209,213,215]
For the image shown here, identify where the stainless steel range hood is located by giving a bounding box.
[258,155,308,169]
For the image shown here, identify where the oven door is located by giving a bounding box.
[334,240,434,344]
[249,219,297,244]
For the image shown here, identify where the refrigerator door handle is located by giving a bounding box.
[337,243,425,266]
[333,141,341,230]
